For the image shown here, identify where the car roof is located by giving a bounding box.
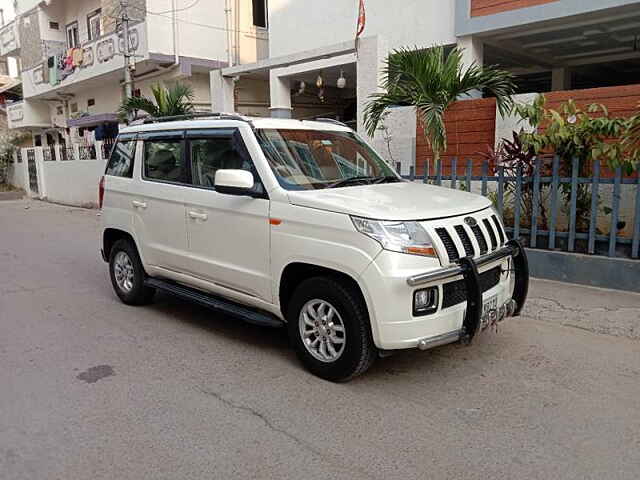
[119,115,353,134]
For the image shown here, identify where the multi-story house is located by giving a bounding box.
[3,0,268,147]
[213,0,640,171]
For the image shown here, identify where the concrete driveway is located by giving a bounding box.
[1,200,639,480]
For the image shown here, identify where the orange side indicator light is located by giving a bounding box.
[269,218,282,226]
[405,246,437,257]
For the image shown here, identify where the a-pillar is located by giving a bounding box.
[269,68,293,118]
[210,70,235,113]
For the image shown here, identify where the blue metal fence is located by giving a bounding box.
[399,157,640,260]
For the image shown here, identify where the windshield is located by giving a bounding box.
[255,128,397,190]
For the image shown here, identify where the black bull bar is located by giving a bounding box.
[406,239,529,344]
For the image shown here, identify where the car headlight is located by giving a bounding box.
[351,216,438,258]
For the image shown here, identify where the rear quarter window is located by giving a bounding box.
[105,140,136,178]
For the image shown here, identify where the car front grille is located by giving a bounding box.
[441,266,502,309]
[434,214,506,263]
[435,227,460,262]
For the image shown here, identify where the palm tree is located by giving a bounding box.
[119,82,195,121]
[364,46,517,164]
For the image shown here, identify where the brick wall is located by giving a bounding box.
[414,86,640,177]
[471,0,558,17]
[545,84,640,177]
[415,97,496,176]
[544,84,640,120]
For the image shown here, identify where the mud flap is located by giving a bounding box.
[458,256,483,344]
[506,239,529,316]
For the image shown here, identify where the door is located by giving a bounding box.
[132,131,190,273]
[182,128,271,302]
[27,149,38,195]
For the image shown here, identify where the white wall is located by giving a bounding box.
[494,93,538,148]
[268,0,456,57]
[146,0,228,61]
[373,106,416,175]
[7,151,28,192]
[40,158,106,207]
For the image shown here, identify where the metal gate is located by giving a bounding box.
[26,148,38,195]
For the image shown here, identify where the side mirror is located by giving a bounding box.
[214,169,255,196]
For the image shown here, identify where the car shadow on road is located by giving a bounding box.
[139,290,506,384]
[147,291,292,354]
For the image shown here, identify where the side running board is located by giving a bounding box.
[144,278,284,328]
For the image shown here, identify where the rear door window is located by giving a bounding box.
[105,138,136,178]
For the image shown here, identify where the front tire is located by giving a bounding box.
[108,239,155,305]
[287,277,376,382]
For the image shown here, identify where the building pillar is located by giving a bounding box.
[457,35,484,99]
[552,67,571,91]
[356,35,389,142]
[210,70,235,113]
[269,68,292,118]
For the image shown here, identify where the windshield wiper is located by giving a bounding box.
[371,175,403,184]
[327,176,376,188]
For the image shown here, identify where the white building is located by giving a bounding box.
[3,0,268,147]
[212,0,640,172]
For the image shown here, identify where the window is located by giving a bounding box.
[106,139,136,178]
[143,138,187,183]
[66,22,79,48]
[88,98,95,107]
[189,134,254,188]
[252,0,267,28]
[256,129,395,190]
[49,21,59,30]
[34,135,42,147]
[70,102,78,113]
[87,9,101,41]
[56,106,63,115]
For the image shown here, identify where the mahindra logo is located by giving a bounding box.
[464,217,477,227]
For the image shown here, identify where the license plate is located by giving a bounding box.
[480,295,498,331]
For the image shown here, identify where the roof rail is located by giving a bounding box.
[312,118,349,128]
[141,112,251,124]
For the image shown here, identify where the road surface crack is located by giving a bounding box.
[195,386,375,479]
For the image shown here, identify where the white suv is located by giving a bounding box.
[100,114,529,381]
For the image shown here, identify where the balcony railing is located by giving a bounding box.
[6,100,51,129]
[22,21,147,98]
[0,21,19,57]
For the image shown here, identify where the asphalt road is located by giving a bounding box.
[1,200,639,480]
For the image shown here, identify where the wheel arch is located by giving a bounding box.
[279,262,369,319]
[103,228,139,262]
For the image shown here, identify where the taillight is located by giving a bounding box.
[98,176,105,209]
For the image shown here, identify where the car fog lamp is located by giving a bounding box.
[413,287,438,316]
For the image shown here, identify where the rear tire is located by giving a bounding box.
[108,239,155,305]
[287,276,376,382]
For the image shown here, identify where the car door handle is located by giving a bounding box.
[132,200,147,209]
[188,211,208,221]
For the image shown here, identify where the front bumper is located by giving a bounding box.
[408,239,529,345]
[361,240,529,351]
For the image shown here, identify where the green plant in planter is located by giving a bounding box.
[515,95,633,231]
[479,132,550,229]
